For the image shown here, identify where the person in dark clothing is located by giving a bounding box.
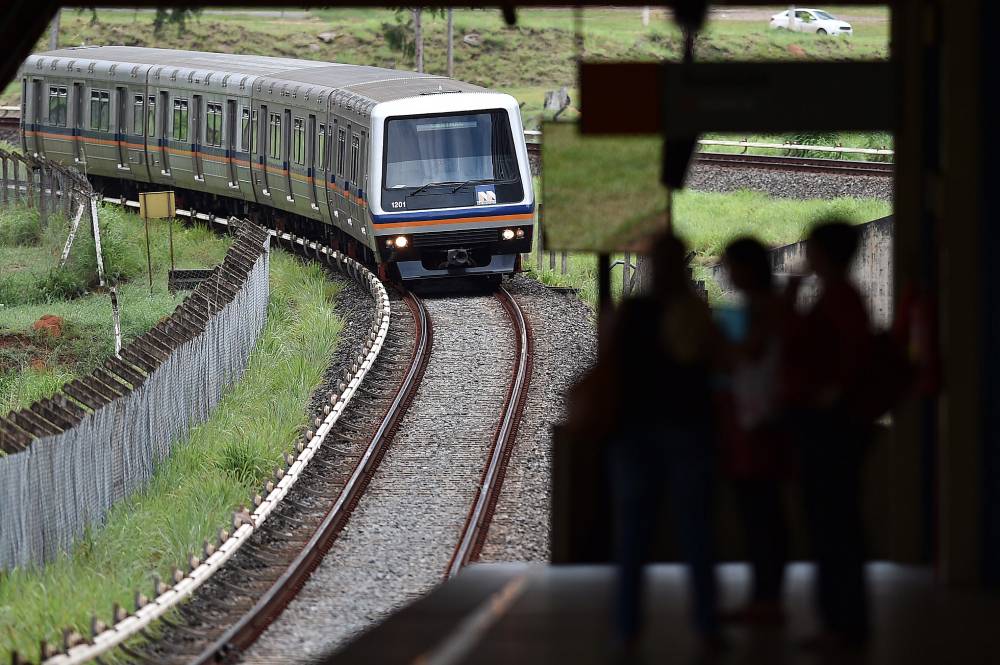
[784,220,874,648]
[720,237,791,624]
[592,233,722,649]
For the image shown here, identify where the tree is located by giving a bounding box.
[48,9,60,51]
[447,8,454,77]
[153,8,202,37]
[382,8,446,73]
[413,8,423,72]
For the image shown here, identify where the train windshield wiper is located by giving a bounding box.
[408,181,464,197]
[450,178,497,193]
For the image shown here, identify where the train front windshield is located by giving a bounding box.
[382,111,522,208]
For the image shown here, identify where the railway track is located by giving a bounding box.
[692,151,894,177]
[243,289,534,661]
[182,289,433,665]
[447,287,532,577]
[525,140,893,178]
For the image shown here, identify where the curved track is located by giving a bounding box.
[446,287,533,577]
[190,291,432,665]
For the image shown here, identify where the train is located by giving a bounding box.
[18,46,535,281]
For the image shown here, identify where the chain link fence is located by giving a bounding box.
[0,153,271,570]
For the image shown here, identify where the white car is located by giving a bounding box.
[769,8,853,36]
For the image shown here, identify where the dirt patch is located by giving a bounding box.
[0,333,34,350]
[32,315,64,338]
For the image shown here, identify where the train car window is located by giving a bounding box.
[251,110,258,154]
[337,128,346,175]
[351,135,360,184]
[268,112,281,160]
[132,95,144,135]
[146,96,155,137]
[172,98,189,141]
[292,117,305,165]
[241,108,250,151]
[48,86,67,126]
[206,102,223,147]
[317,124,326,168]
[89,89,110,132]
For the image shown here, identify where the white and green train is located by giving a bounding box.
[20,46,534,280]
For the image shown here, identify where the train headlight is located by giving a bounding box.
[393,235,409,249]
[501,228,516,241]
[515,228,525,239]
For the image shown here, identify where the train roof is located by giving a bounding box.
[26,46,489,105]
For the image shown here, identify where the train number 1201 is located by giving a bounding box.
[391,201,406,209]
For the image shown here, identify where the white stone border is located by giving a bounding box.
[44,202,390,665]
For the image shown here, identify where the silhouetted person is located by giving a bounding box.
[599,233,721,650]
[784,220,873,648]
[720,237,791,624]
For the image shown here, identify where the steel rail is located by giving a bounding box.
[190,290,432,665]
[692,151,894,176]
[446,286,533,578]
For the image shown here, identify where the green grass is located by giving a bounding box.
[529,186,890,310]
[0,250,342,662]
[4,7,889,123]
[0,205,231,413]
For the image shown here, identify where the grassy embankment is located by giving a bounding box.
[0,206,342,660]
[531,126,892,305]
[5,6,888,133]
[0,204,229,413]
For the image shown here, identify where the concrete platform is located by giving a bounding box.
[322,562,1000,664]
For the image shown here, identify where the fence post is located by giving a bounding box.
[623,251,631,296]
[90,196,106,287]
[1,153,7,205]
[38,165,47,228]
[25,161,34,208]
[560,250,567,275]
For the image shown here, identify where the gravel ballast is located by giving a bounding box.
[685,162,893,202]
[244,293,518,663]
[478,276,597,562]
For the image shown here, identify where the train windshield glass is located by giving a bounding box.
[384,110,519,189]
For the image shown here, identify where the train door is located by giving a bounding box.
[115,87,129,170]
[30,79,44,156]
[349,129,361,226]
[283,108,293,201]
[260,104,272,197]
[158,91,171,175]
[72,82,84,162]
[226,99,239,188]
[191,94,204,181]
[307,114,320,210]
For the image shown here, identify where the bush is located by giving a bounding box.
[0,206,43,247]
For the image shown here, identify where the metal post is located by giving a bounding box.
[561,251,567,275]
[168,217,175,274]
[25,163,34,208]
[536,206,543,272]
[144,211,153,294]
[110,287,122,355]
[1,154,7,205]
[623,251,631,296]
[38,166,47,228]
[90,196,106,288]
[549,249,555,271]
[598,252,612,322]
